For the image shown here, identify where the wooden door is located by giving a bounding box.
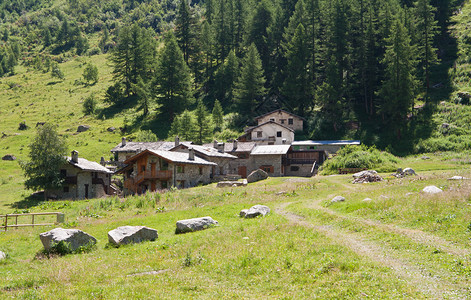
[238,166,247,178]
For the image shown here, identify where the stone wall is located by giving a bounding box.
[284,164,313,177]
[249,155,284,176]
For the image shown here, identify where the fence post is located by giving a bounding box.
[4,214,8,232]
[32,214,34,228]
[56,213,65,223]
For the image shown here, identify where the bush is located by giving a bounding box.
[320,145,400,175]
[82,94,97,115]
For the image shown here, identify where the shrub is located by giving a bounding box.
[82,94,97,115]
[320,145,400,175]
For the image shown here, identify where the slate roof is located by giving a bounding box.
[124,149,217,166]
[111,141,192,153]
[67,157,113,174]
[292,140,361,146]
[254,109,306,121]
[250,145,291,155]
[202,141,257,153]
[244,120,295,133]
[173,144,237,159]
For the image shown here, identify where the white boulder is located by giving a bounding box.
[0,251,6,260]
[176,217,218,234]
[241,205,270,218]
[108,226,158,246]
[422,185,443,194]
[39,228,96,251]
[331,196,346,203]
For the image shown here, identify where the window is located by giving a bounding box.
[160,158,169,171]
[199,167,203,175]
[290,166,300,172]
[269,118,275,121]
[280,119,286,124]
[277,131,282,137]
[257,131,263,138]
[63,186,69,193]
[60,169,67,178]
[288,118,294,125]
[260,165,274,173]
[177,165,185,173]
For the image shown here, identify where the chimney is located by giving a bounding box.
[100,157,106,166]
[213,140,218,149]
[188,147,195,161]
[71,150,79,163]
[282,138,287,144]
[217,142,225,153]
[233,139,238,150]
[175,136,180,147]
[122,137,127,146]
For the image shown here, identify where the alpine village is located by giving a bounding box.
[3,0,471,298]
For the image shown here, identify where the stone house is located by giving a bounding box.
[249,145,291,176]
[171,142,236,178]
[54,151,114,199]
[110,137,192,162]
[242,121,294,145]
[291,140,361,155]
[221,140,256,178]
[117,148,216,195]
[255,109,304,132]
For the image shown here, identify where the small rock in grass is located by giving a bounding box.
[448,176,467,180]
[40,228,96,252]
[2,154,16,161]
[331,196,345,203]
[77,125,90,132]
[176,217,218,234]
[108,226,158,246]
[363,198,372,202]
[242,205,270,218]
[423,185,443,194]
[0,251,6,260]
[107,127,116,132]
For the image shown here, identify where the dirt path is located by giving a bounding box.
[308,201,471,257]
[276,203,468,299]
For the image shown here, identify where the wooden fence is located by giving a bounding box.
[0,212,64,231]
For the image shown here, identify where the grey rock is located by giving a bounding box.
[403,168,416,176]
[2,154,16,161]
[39,228,96,251]
[331,196,346,203]
[423,185,443,194]
[176,217,218,234]
[77,125,90,132]
[217,180,247,188]
[363,198,372,201]
[107,127,116,132]
[0,251,6,260]
[108,226,158,246]
[352,170,377,178]
[240,209,249,217]
[448,176,467,180]
[247,169,268,183]
[243,205,270,218]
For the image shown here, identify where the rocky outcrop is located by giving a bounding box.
[352,170,383,183]
[176,217,218,234]
[240,205,270,218]
[108,226,158,246]
[39,228,96,252]
[247,169,268,183]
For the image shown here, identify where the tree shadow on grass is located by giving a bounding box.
[97,95,138,120]
[9,193,44,210]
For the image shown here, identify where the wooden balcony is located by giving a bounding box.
[135,170,172,184]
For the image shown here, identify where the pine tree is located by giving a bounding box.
[414,0,438,95]
[132,76,151,116]
[214,50,238,107]
[212,99,224,131]
[154,32,194,121]
[234,44,266,117]
[195,99,213,144]
[379,17,417,138]
[175,0,196,64]
[282,24,312,117]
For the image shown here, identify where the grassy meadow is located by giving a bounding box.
[2,160,471,298]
